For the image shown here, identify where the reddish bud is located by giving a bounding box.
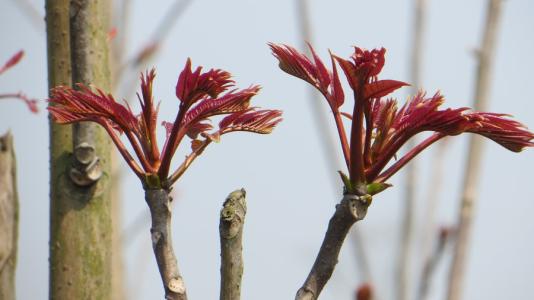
[0,50,24,75]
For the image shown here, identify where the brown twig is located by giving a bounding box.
[145,189,187,300]
[446,1,504,299]
[296,194,371,300]
[219,189,247,300]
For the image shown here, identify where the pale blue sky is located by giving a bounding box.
[1,0,533,299]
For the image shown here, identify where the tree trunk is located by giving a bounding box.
[47,0,113,298]
[0,132,19,300]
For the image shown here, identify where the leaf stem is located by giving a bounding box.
[102,123,144,179]
[349,90,366,188]
[333,111,351,170]
[375,133,443,183]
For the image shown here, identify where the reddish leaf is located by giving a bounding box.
[219,109,282,134]
[308,43,331,92]
[48,84,138,134]
[333,54,358,90]
[0,50,24,75]
[137,69,159,139]
[175,58,233,107]
[186,120,213,139]
[464,112,534,152]
[330,51,344,108]
[161,121,174,139]
[269,43,317,86]
[364,80,409,99]
[353,47,386,78]
[181,86,259,128]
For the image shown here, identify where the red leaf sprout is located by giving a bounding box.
[270,43,533,195]
[48,61,282,188]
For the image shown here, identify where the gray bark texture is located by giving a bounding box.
[219,189,247,300]
[47,0,113,298]
[145,189,187,300]
[296,194,371,300]
[0,132,19,300]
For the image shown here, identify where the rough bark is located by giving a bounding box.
[296,194,370,300]
[219,189,247,300]
[145,189,187,300]
[47,0,113,298]
[0,132,19,300]
[446,1,503,300]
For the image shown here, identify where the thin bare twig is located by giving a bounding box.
[397,1,427,299]
[446,1,504,299]
[417,227,453,300]
[9,0,44,33]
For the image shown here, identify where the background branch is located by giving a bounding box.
[416,227,453,300]
[397,1,428,299]
[446,1,504,299]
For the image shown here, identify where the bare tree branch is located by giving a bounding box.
[447,1,504,299]
[219,189,247,300]
[145,189,187,300]
[296,194,371,300]
[397,1,428,299]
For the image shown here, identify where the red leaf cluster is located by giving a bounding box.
[49,61,282,188]
[271,43,533,194]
